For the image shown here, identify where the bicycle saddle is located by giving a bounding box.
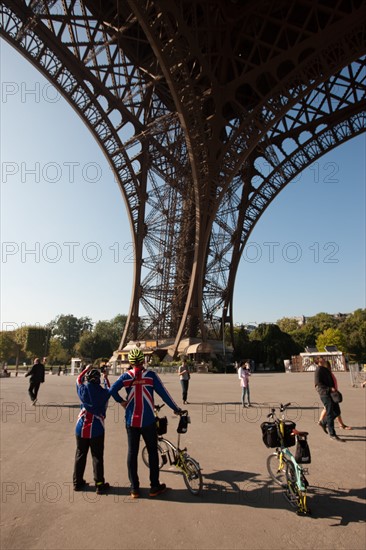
[292,429,309,436]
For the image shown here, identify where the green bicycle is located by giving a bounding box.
[142,404,203,495]
[262,402,311,515]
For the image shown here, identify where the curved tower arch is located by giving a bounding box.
[1,1,365,357]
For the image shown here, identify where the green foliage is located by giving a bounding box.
[0,326,51,365]
[93,314,127,351]
[232,325,250,361]
[48,314,93,354]
[337,309,366,362]
[276,317,301,333]
[289,324,318,350]
[48,338,70,364]
[74,314,127,361]
[307,312,339,333]
[247,323,301,369]
[25,327,51,357]
[316,327,347,353]
[76,332,113,361]
[0,332,17,363]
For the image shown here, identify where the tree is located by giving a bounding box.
[0,331,17,364]
[290,324,319,351]
[49,314,93,355]
[93,314,127,351]
[48,338,70,364]
[13,326,29,366]
[24,326,51,358]
[232,325,250,361]
[276,317,301,333]
[316,328,347,353]
[249,323,301,369]
[338,309,366,362]
[306,312,339,333]
[75,332,113,361]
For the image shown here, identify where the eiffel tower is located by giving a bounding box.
[1,1,365,358]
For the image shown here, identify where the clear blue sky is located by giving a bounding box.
[1,39,365,331]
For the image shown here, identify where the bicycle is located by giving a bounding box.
[262,402,311,515]
[141,404,203,495]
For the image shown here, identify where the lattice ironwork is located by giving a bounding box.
[1,0,365,357]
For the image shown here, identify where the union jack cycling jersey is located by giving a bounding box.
[75,368,112,438]
[110,367,180,428]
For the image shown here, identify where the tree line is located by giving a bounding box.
[232,309,366,367]
[0,309,364,367]
[0,314,126,367]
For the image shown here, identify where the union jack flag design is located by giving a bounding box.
[75,367,112,438]
[110,367,180,427]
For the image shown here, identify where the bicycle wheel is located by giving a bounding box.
[141,444,166,470]
[285,461,310,515]
[182,456,203,495]
[267,452,287,487]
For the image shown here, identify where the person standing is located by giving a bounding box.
[315,357,344,442]
[110,349,181,499]
[73,365,112,493]
[238,360,251,407]
[178,359,190,404]
[25,358,45,405]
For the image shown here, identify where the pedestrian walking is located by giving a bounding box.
[315,357,344,442]
[318,360,352,430]
[25,358,45,405]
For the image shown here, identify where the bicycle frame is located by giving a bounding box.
[277,416,307,493]
[266,403,310,514]
[141,408,202,495]
[278,447,307,493]
[158,433,190,471]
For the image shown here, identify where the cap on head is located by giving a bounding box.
[86,368,101,384]
[128,348,144,365]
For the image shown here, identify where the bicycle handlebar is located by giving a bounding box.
[267,402,292,418]
[154,404,188,416]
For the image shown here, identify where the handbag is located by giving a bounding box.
[330,390,343,403]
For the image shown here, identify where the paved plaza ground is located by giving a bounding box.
[0,370,365,550]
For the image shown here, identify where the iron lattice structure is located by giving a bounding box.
[1,1,365,357]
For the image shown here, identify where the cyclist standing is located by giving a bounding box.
[110,349,181,498]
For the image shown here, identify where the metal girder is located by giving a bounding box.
[1,1,365,357]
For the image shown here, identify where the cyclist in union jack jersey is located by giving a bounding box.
[73,365,113,494]
[111,348,181,498]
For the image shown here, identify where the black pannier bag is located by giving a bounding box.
[177,415,188,434]
[156,416,167,435]
[261,422,280,448]
[295,436,311,464]
[283,421,296,448]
